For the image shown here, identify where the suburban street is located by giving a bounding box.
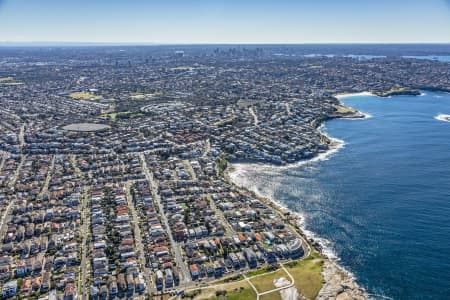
[0,201,14,245]
[249,107,259,126]
[139,153,191,285]
[37,155,55,199]
[0,153,6,171]
[125,181,153,295]
[202,139,210,158]
[79,187,90,300]
[18,124,25,151]
[0,154,23,247]
[182,160,197,181]
[7,155,24,188]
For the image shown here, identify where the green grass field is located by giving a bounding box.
[69,92,102,100]
[212,287,257,300]
[249,269,290,293]
[190,281,256,300]
[188,248,325,300]
[102,111,143,119]
[0,76,23,86]
[260,292,282,300]
[334,105,357,114]
[285,252,324,299]
[245,267,270,277]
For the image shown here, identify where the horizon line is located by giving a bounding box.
[1,41,450,47]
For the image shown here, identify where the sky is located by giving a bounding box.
[1,0,450,44]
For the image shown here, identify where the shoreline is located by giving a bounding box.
[227,130,348,258]
[335,88,427,100]
[224,89,443,298]
[227,157,368,299]
[226,89,450,299]
[335,91,375,99]
[332,92,375,120]
[225,93,373,299]
[227,135,367,299]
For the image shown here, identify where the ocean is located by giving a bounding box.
[230,91,450,299]
[402,55,450,62]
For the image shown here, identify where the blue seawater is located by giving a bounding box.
[234,92,450,299]
[403,55,450,62]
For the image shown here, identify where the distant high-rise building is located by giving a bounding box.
[174,51,184,58]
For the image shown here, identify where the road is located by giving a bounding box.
[285,102,292,115]
[8,155,25,188]
[0,200,15,243]
[124,181,153,295]
[182,160,197,181]
[207,194,235,235]
[202,139,211,158]
[79,187,90,300]
[0,108,21,122]
[18,124,25,151]
[0,155,24,239]
[70,157,89,300]
[249,107,259,126]
[69,155,82,178]
[139,153,191,285]
[37,155,55,199]
[0,153,6,172]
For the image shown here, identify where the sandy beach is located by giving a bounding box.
[335,91,375,99]
[332,92,375,119]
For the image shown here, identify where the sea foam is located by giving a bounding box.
[435,114,450,122]
[228,129,360,279]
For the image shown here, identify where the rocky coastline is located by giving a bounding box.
[317,261,366,300]
[225,100,370,299]
[373,88,421,97]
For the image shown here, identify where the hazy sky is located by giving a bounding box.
[1,0,450,43]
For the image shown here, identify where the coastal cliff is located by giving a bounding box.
[373,88,421,97]
[329,105,366,119]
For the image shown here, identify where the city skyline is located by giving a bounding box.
[1,0,450,44]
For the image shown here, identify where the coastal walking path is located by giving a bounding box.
[257,265,296,297]
[244,264,296,300]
